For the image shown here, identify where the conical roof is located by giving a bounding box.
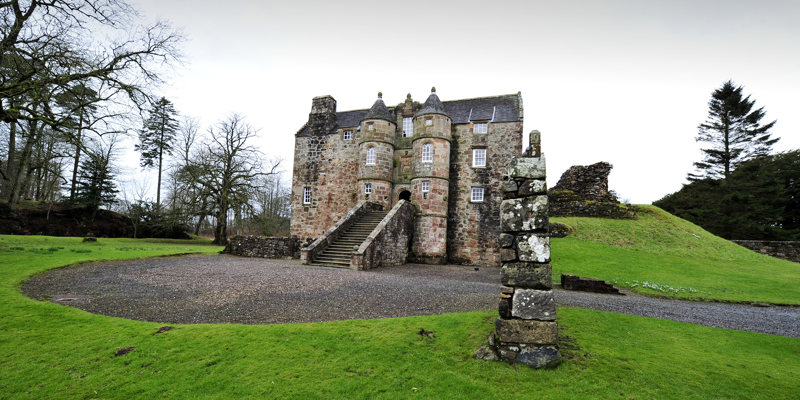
[415,87,448,117]
[362,92,394,123]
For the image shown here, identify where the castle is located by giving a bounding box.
[291,88,524,265]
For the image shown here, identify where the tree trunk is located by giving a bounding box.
[2,121,17,199]
[7,120,39,206]
[70,115,84,201]
[213,198,228,245]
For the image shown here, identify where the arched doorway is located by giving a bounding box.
[399,190,411,201]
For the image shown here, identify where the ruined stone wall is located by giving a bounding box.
[223,236,300,259]
[290,130,359,241]
[732,240,800,263]
[447,121,523,266]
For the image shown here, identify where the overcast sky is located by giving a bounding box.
[123,0,800,204]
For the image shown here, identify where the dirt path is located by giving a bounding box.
[22,254,800,337]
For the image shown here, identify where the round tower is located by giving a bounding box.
[357,92,396,208]
[410,87,451,263]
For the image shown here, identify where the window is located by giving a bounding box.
[471,187,484,203]
[364,183,372,195]
[472,148,486,167]
[403,117,413,137]
[303,187,311,204]
[425,119,432,126]
[421,180,430,193]
[421,143,433,163]
[367,123,374,131]
[343,130,353,140]
[366,146,376,165]
[474,122,488,134]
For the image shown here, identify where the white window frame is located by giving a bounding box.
[303,187,311,204]
[367,123,374,131]
[343,130,353,140]
[425,118,432,126]
[474,122,488,134]
[421,143,433,163]
[472,148,487,168]
[366,146,376,165]
[421,180,430,193]
[364,183,372,195]
[471,187,484,203]
[402,117,413,137]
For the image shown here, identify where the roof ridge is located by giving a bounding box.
[442,93,520,103]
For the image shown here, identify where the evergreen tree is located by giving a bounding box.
[690,80,778,182]
[136,97,178,208]
[75,150,118,209]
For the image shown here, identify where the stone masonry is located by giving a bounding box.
[475,131,561,368]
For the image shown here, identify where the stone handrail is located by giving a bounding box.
[300,201,383,264]
[351,200,416,270]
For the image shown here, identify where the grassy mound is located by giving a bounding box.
[552,205,800,304]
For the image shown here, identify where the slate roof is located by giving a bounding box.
[363,97,394,123]
[416,90,447,117]
[296,93,521,136]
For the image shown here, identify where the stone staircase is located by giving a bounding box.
[311,210,388,267]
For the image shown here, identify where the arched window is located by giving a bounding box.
[421,143,433,163]
[366,146,376,165]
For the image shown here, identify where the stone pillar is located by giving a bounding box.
[475,136,560,368]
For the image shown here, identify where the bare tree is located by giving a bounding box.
[181,114,278,245]
[1,0,182,207]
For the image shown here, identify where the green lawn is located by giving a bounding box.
[552,205,800,305]
[0,234,798,398]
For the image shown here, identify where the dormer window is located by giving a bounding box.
[474,122,488,134]
[366,146,376,165]
[343,130,353,140]
[403,117,413,137]
[421,143,433,163]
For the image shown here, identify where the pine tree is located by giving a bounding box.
[75,150,118,209]
[690,80,778,182]
[136,97,178,208]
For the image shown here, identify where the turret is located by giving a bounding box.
[410,87,452,263]
[357,92,396,208]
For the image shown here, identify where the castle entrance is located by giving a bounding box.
[398,190,411,201]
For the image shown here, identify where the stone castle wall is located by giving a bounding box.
[291,130,359,239]
[447,121,523,265]
[732,240,800,263]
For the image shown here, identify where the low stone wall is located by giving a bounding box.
[352,200,416,270]
[223,236,301,259]
[732,240,800,263]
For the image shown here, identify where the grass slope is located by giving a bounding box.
[1,235,798,399]
[552,206,800,304]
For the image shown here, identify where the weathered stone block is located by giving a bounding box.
[514,344,561,368]
[502,179,518,193]
[500,248,517,262]
[495,318,558,344]
[499,285,515,296]
[500,196,548,232]
[498,298,511,318]
[506,156,546,179]
[517,234,550,262]
[518,179,547,196]
[502,263,552,289]
[499,233,515,248]
[512,289,557,320]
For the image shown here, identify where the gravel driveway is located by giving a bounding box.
[22,254,800,338]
